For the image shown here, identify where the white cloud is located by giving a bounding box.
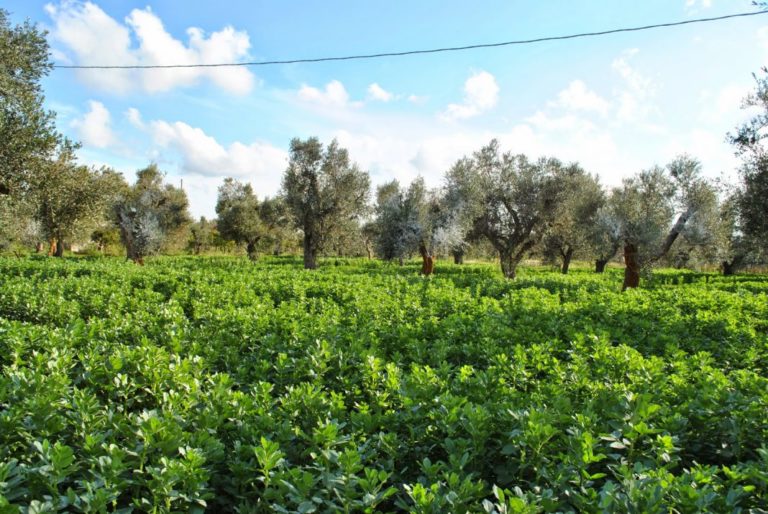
[442,71,499,120]
[70,100,115,148]
[298,80,351,107]
[611,49,657,124]
[662,128,739,180]
[552,80,610,116]
[125,107,144,128]
[45,1,255,94]
[140,118,288,217]
[148,119,288,185]
[698,84,755,125]
[367,83,394,102]
[685,0,713,12]
[408,94,429,104]
[526,111,597,132]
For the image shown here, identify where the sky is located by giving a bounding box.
[4,0,768,218]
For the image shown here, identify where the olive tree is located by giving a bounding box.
[445,139,568,279]
[282,137,370,269]
[587,190,623,273]
[0,9,62,197]
[31,150,126,256]
[215,178,265,260]
[540,168,603,274]
[373,178,426,265]
[188,217,216,255]
[615,156,713,289]
[113,164,191,264]
[260,196,296,256]
[729,71,768,258]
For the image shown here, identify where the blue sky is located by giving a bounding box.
[4,0,767,217]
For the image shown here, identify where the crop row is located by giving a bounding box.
[0,257,767,512]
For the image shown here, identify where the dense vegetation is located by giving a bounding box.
[1,256,766,512]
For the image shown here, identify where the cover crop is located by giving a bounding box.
[0,256,766,512]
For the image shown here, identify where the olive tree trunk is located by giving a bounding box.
[246,241,259,261]
[499,249,520,279]
[560,247,574,274]
[622,243,640,290]
[595,259,608,273]
[419,242,435,276]
[303,232,319,270]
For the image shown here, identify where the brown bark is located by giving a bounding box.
[246,241,258,261]
[419,242,434,276]
[303,232,318,269]
[35,242,44,253]
[47,238,57,256]
[54,240,64,257]
[595,259,608,273]
[452,249,464,265]
[622,243,640,290]
[499,249,518,279]
[721,254,745,276]
[560,248,574,274]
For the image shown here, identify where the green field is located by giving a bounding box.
[1,257,767,512]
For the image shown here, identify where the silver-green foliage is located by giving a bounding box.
[282,137,370,269]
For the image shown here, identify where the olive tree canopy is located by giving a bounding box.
[282,137,370,269]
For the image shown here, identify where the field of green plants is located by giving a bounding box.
[0,256,767,513]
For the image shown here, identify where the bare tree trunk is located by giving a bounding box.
[303,232,318,270]
[595,259,608,273]
[622,243,640,290]
[655,208,695,261]
[246,241,258,261]
[561,248,574,274]
[398,256,404,266]
[273,240,282,256]
[54,240,64,257]
[721,255,744,276]
[47,238,57,256]
[365,243,373,260]
[35,242,43,253]
[419,242,434,276]
[452,248,464,265]
[499,249,518,279]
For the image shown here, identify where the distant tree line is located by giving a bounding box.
[2,8,767,288]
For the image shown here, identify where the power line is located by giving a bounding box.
[53,10,767,70]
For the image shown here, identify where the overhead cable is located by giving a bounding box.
[53,10,767,70]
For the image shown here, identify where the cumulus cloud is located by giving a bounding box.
[552,80,610,116]
[685,0,713,12]
[45,1,255,94]
[442,71,499,120]
[367,83,394,102]
[662,128,738,179]
[145,119,288,217]
[298,80,351,106]
[70,100,115,148]
[612,49,657,124]
[148,119,288,183]
[125,107,144,128]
